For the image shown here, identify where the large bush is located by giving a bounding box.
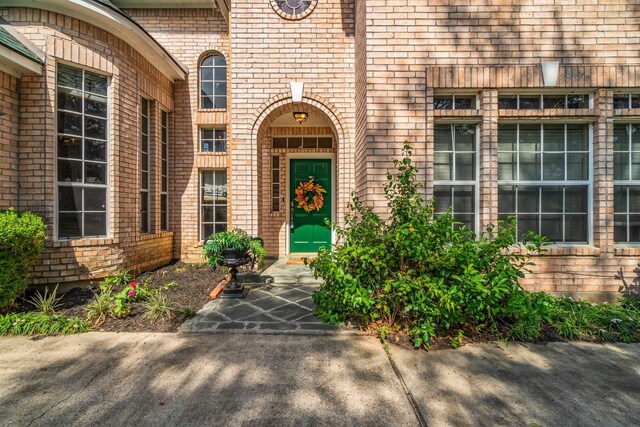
[309,145,546,347]
[0,209,47,309]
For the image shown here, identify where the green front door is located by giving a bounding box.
[290,159,332,253]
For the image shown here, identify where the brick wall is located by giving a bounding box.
[231,0,357,252]
[351,0,640,297]
[0,71,19,209]
[125,8,229,262]
[1,7,176,285]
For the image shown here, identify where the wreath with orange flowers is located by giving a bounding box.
[294,178,327,212]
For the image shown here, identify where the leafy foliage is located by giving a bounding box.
[309,144,547,348]
[142,289,173,321]
[0,209,47,309]
[26,285,63,315]
[203,229,267,269]
[0,312,90,335]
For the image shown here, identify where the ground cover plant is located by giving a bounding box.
[2,262,225,335]
[309,145,640,348]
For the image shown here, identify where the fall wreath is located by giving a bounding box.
[294,178,327,212]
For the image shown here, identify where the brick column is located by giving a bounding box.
[593,89,614,251]
[479,89,498,229]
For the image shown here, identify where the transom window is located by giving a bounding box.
[497,123,590,242]
[272,136,333,149]
[613,93,640,109]
[201,128,227,153]
[200,170,227,239]
[433,94,478,110]
[498,94,589,109]
[433,124,477,231]
[613,124,640,243]
[56,64,108,239]
[200,54,227,109]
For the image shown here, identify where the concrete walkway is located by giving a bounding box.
[181,259,349,335]
[1,333,639,426]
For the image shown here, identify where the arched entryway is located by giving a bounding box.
[253,100,345,256]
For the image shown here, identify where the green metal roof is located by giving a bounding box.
[0,25,43,65]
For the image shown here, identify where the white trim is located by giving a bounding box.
[285,153,336,254]
[2,0,187,81]
[0,46,43,77]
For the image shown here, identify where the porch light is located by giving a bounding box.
[0,109,5,116]
[293,112,308,124]
[541,61,560,87]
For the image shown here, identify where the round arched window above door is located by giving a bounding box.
[270,0,317,20]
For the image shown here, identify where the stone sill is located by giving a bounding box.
[613,245,640,256]
[510,244,601,257]
[499,108,596,120]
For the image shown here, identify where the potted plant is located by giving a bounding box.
[203,229,267,298]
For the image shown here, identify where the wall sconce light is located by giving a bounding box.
[541,61,560,87]
[0,109,5,117]
[293,112,308,124]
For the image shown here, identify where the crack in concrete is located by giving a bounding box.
[384,345,428,427]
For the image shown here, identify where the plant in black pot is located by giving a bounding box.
[203,229,267,298]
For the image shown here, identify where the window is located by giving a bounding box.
[201,170,227,239]
[433,124,477,230]
[200,54,226,109]
[201,128,227,152]
[161,110,169,231]
[140,98,149,234]
[272,136,333,149]
[498,94,589,109]
[613,93,640,109]
[613,124,640,243]
[433,94,477,110]
[272,155,280,212]
[56,64,108,239]
[498,123,590,242]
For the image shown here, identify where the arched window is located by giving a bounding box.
[200,54,227,109]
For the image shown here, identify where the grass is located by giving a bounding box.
[0,312,90,336]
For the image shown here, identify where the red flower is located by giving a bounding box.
[128,290,136,297]
[129,281,137,288]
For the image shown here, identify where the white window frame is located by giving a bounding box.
[432,123,480,232]
[160,109,169,232]
[613,122,640,243]
[55,63,110,240]
[433,93,480,110]
[200,127,227,153]
[199,53,227,109]
[200,169,228,240]
[497,122,593,244]
[140,97,150,234]
[498,93,593,110]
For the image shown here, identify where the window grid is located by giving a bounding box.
[56,64,108,239]
[497,123,590,243]
[613,123,640,243]
[433,94,478,110]
[161,110,169,232]
[140,98,149,234]
[201,128,227,153]
[613,93,640,109]
[498,94,590,110]
[272,155,280,212]
[433,124,478,231]
[272,136,333,149]
[200,54,227,109]
[200,170,228,240]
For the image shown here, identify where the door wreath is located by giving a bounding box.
[294,178,327,212]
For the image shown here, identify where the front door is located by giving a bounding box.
[289,159,332,253]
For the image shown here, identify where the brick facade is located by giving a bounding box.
[1,1,639,297]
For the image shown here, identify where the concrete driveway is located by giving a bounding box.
[1,333,639,426]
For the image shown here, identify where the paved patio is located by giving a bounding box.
[181,259,352,334]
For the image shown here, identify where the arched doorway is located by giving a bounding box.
[255,103,339,256]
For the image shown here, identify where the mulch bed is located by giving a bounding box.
[11,261,226,333]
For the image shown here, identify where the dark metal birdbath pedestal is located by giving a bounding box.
[219,249,250,298]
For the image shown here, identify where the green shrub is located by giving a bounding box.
[0,312,90,335]
[27,285,63,315]
[142,289,173,321]
[0,209,47,309]
[309,144,546,348]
